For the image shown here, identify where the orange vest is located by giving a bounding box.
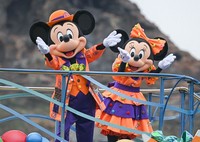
[45,45,105,121]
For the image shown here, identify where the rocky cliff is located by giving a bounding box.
[0,0,199,80]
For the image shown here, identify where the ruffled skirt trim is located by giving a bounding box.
[103,87,146,105]
[96,113,153,139]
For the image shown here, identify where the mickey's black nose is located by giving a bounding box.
[134,55,140,61]
[63,35,70,42]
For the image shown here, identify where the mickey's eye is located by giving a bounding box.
[130,48,136,57]
[138,50,145,59]
[66,29,73,39]
[57,32,64,42]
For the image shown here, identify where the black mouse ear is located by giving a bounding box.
[109,29,129,53]
[73,10,95,35]
[153,37,168,61]
[29,22,50,45]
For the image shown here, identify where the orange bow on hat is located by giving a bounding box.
[130,23,166,55]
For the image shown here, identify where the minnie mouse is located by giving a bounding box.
[29,9,121,142]
[96,23,176,142]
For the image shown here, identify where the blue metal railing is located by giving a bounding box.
[0,68,200,141]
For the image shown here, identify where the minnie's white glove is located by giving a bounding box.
[103,31,122,48]
[158,53,176,69]
[118,47,131,63]
[36,37,50,54]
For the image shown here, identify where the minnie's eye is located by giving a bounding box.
[130,48,136,57]
[66,29,73,39]
[138,50,144,59]
[57,32,64,42]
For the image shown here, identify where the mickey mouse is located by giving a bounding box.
[29,9,121,142]
[96,23,176,142]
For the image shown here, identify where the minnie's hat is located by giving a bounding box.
[47,10,74,27]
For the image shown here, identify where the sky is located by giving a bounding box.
[130,0,200,60]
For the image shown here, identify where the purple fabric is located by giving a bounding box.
[55,91,95,142]
[62,57,70,67]
[55,112,76,142]
[76,52,86,65]
[53,104,59,113]
[103,98,148,119]
[62,52,86,67]
[69,91,95,112]
[131,77,139,80]
[114,82,140,92]
[55,111,95,142]
[107,81,116,87]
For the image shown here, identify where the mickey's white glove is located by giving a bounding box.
[103,31,122,48]
[118,47,131,63]
[158,53,176,69]
[36,37,50,54]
